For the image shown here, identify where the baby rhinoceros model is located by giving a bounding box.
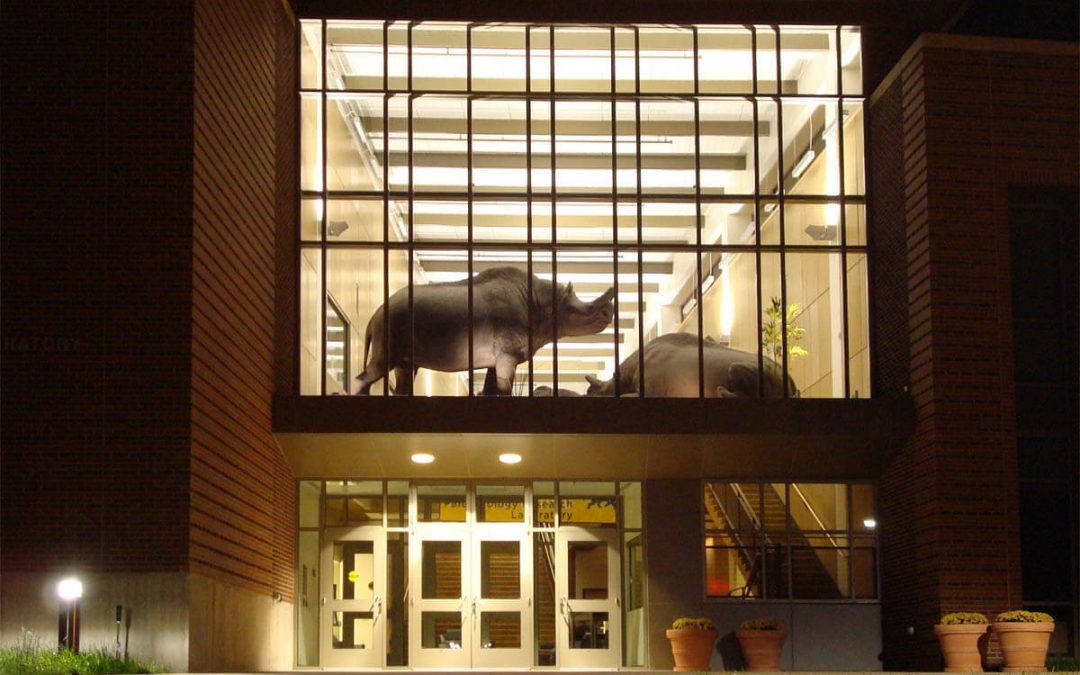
[584,332,798,398]
[356,267,615,396]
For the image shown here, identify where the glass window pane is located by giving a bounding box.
[784,252,843,398]
[790,546,847,599]
[638,99,694,195]
[387,481,409,528]
[699,27,753,94]
[421,612,462,648]
[472,25,525,92]
[853,546,876,599]
[332,611,374,650]
[621,481,642,530]
[413,23,467,91]
[300,21,323,90]
[700,99,756,196]
[326,96,386,191]
[790,483,848,532]
[417,485,467,522]
[568,541,608,599]
[327,21,383,90]
[477,485,525,523]
[333,540,375,600]
[481,612,522,648]
[569,612,610,649]
[534,532,557,665]
[301,94,323,191]
[843,102,865,195]
[781,27,837,96]
[852,484,876,532]
[481,541,521,598]
[847,252,871,398]
[297,531,320,666]
[639,26,693,94]
[705,545,760,598]
[555,27,610,94]
[422,540,462,599]
[386,531,409,665]
[325,496,346,526]
[560,498,617,525]
[754,26,778,95]
[623,533,646,665]
[840,28,863,96]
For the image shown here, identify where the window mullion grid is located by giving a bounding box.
[774,27,790,398]
[847,483,855,599]
[785,483,793,601]
[693,26,704,398]
[407,22,416,397]
[634,26,644,397]
[526,26,534,396]
[751,26,765,397]
[381,27,391,397]
[320,19,328,397]
[549,25,558,395]
[467,23,475,395]
[293,25,303,394]
[610,26,620,397]
[836,27,851,400]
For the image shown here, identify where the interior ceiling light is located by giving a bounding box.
[804,224,837,241]
[498,453,522,465]
[862,517,877,529]
[411,452,435,464]
[791,149,816,178]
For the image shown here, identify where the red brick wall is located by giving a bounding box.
[1,1,194,574]
[871,35,1079,670]
[193,0,296,600]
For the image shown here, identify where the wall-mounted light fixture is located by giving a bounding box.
[862,517,877,529]
[791,149,816,179]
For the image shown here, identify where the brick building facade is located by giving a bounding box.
[2,1,1076,671]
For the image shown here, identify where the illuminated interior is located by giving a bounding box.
[299,21,869,398]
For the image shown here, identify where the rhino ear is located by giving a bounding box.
[584,374,601,386]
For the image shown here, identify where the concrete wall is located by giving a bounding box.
[188,574,294,671]
[644,479,882,671]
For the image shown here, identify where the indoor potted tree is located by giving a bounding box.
[736,617,787,671]
[992,610,1054,672]
[934,612,989,672]
[665,617,717,672]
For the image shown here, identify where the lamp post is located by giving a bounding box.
[57,577,82,653]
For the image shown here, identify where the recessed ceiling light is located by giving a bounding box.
[499,453,522,465]
[862,517,877,529]
[411,452,435,464]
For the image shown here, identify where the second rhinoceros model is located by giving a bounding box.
[584,332,798,398]
[356,266,615,395]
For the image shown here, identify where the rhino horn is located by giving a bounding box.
[592,287,616,305]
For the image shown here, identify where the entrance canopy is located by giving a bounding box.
[274,395,911,479]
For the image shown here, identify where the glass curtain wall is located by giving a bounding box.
[298,21,868,398]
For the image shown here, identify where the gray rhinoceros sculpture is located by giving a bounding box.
[356,266,615,396]
[584,332,798,398]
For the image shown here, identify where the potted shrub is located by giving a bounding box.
[665,617,717,672]
[992,610,1054,672]
[934,612,989,672]
[736,617,787,671]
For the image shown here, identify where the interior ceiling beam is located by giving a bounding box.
[389,151,745,171]
[412,213,695,228]
[328,28,831,52]
[346,75,796,94]
[419,259,673,275]
[362,116,768,138]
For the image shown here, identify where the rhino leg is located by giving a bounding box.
[490,354,518,395]
[390,366,417,396]
[480,368,500,396]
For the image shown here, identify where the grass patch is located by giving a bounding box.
[0,631,165,675]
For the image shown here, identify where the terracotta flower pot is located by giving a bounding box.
[736,628,787,671]
[934,623,988,672]
[665,628,718,672]
[992,621,1054,672]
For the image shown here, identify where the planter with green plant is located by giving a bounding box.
[736,617,786,672]
[934,612,989,672]
[665,617,717,672]
[992,611,1054,672]
[761,297,808,364]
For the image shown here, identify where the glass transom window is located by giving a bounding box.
[298,21,869,399]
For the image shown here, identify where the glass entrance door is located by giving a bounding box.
[555,527,621,669]
[321,526,386,668]
[472,524,532,668]
[410,526,471,668]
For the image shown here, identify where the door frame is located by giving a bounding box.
[320,525,387,668]
[555,526,622,669]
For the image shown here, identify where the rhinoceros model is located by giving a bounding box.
[584,332,798,398]
[356,267,615,395]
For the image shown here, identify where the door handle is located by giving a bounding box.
[372,595,382,623]
[320,596,326,606]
